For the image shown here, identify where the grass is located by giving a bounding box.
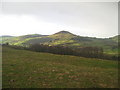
[0,46,2,89]
[2,46,118,88]
[104,49,118,55]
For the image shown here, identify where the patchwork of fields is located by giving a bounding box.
[2,46,118,88]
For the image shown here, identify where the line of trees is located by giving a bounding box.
[28,44,118,60]
[29,44,74,55]
[3,43,118,60]
[29,44,118,60]
[74,47,103,58]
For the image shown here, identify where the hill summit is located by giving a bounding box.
[54,30,73,35]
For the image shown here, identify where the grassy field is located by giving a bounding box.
[2,46,118,88]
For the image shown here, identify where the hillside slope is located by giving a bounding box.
[0,34,47,46]
[0,36,14,44]
[109,35,119,43]
[1,31,119,54]
[2,46,118,88]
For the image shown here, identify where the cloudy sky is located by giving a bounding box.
[0,1,118,38]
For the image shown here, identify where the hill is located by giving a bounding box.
[2,46,118,88]
[0,35,14,44]
[0,34,47,46]
[109,35,119,43]
[1,31,119,54]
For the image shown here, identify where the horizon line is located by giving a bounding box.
[1,30,119,39]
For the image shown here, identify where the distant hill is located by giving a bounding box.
[0,34,47,46]
[19,34,48,39]
[1,35,13,37]
[0,35,14,44]
[109,35,119,43]
[53,30,75,35]
[1,31,119,54]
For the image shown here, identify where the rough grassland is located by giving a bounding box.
[2,46,118,88]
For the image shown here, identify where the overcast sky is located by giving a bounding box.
[0,1,118,38]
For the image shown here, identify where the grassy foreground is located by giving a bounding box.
[2,46,118,88]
